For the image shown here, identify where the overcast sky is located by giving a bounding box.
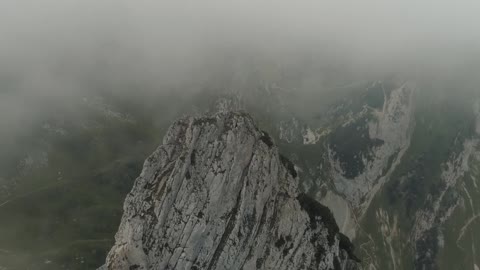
[1,1,479,76]
[1,1,479,144]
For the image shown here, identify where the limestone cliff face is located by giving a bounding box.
[102,112,359,270]
[329,82,415,214]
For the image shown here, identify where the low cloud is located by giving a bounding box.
[1,0,479,145]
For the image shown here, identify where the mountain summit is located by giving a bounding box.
[101,111,359,270]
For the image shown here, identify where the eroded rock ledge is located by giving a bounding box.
[101,111,359,270]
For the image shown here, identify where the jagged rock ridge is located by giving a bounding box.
[101,112,359,270]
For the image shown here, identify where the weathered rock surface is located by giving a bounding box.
[102,112,359,270]
[328,82,415,214]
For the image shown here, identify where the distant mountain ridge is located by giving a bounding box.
[1,71,479,270]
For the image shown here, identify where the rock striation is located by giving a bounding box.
[101,111,359,270]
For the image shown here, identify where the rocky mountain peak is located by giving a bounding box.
[101,111,359,270]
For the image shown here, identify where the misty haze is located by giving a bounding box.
[1,1,480,270]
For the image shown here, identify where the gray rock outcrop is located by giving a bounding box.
[102,112,359,270]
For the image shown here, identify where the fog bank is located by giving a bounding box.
[1,1,480,145]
